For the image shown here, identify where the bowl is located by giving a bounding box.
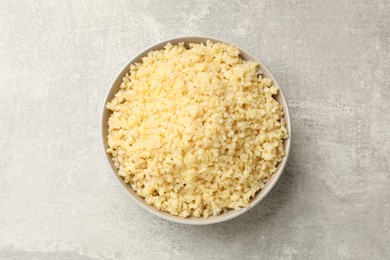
[100,36,291,225]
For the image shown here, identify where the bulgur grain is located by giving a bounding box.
[107,41,288,218]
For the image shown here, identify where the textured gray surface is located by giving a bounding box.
[1,0,389,259]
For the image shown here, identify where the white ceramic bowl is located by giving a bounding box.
[101,36,291,225]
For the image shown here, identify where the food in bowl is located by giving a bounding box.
[106,41,288,218]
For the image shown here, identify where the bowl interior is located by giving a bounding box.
[101,36,291,225]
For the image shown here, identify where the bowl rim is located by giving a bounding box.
[100,35,292,225]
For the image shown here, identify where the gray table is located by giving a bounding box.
[1,0,389,259]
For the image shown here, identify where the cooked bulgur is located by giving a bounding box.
[106,41,288,218]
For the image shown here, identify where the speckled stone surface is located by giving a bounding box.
[1,0,389,259]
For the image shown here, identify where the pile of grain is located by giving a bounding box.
[107,41,287,218]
